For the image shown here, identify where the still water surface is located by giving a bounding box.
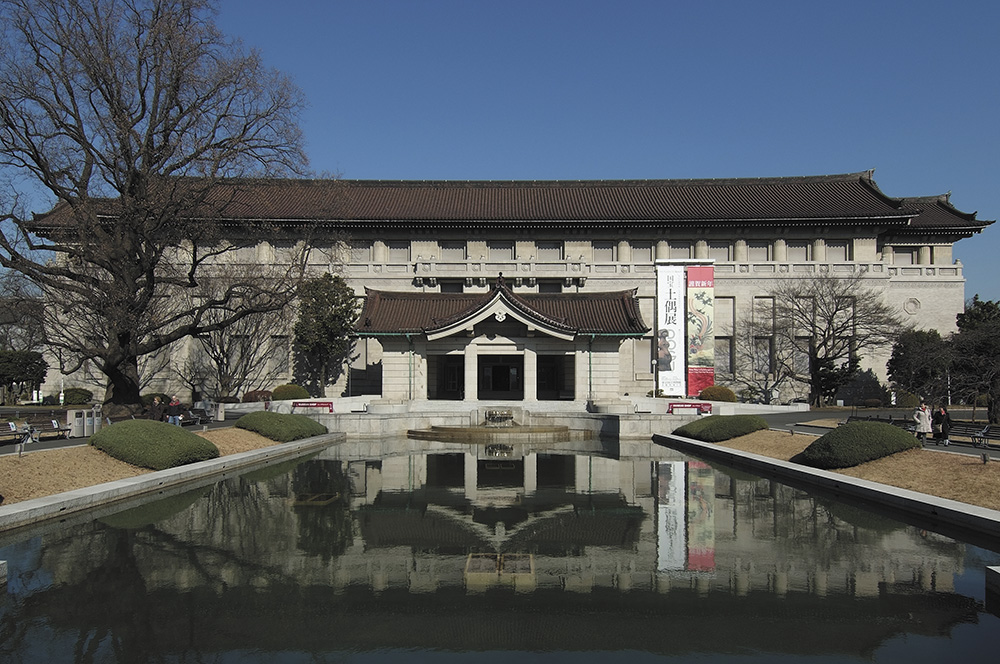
[1,437,998,662]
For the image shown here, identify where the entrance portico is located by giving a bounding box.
[356,276,648,404]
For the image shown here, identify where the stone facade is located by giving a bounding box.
[37,171,991,404]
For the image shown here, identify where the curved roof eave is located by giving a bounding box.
[426,287,577,341]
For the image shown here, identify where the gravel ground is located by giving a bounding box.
[0,427,280,505]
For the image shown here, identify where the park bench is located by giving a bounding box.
[948,422,999,448]
[5,419,72,440]
[180,410,203,426]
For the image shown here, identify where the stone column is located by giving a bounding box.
[523,346,537,401]
[694,240,709,260]
[773,238,787,262]
[373,239,387,263]
[812,238,826,263]
[523,453,537,495]
[733,239,748,262]
[618,239,631,263]
[464,452,478,501]
[655,240,669,261]
[918,245,932,265]
[463,342,478,401]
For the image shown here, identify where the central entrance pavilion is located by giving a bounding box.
[356,275,649,404]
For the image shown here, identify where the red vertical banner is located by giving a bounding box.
[686,266,715,397]
[686,460,715,572]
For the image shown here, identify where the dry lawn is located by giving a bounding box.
[0,427,280,505]
[721,429,1000,512]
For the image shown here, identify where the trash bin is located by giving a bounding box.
[67,410,86,438]
[91,405,103,434]
[84,410,95,436]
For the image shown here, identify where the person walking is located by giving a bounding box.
[932,405,952,446]
[166,396,183,426]
[149,396,166,422]
[913,400,932,447]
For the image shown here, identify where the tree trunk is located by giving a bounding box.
[103,356,143,405]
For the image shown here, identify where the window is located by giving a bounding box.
[488,240,514,261]
[536,240,563,261]
[786,241,811,262]
[350,241,371,263]
[631,241,653,263]
[893,248,916,265]
[538,280,563,293]
[593,241,616,262]
[708,242,731,261]
[270,335,290,375]
[439,240,466,261]
[826,240,850,262]
[387,241,409,262]
[669,241,692,259]
[440,281,464,293]
[715,336,733,375]
[748,241,771,262]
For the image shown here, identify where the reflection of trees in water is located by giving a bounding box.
[1,465,352,662]
[291,460,353,561]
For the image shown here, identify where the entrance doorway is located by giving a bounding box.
[537,354,575,400]
[478,355,524,400]
[428,355,464,400]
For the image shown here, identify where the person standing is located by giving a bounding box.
[149,396,166,422]
[166,396,183,426]
[913,400,932,447]
[932,405,952,446]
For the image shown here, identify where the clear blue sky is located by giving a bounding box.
[217,0,999,301]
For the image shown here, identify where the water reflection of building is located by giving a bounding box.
[295,440,964,598]
[9,439,984,659]
[28,440,965,603]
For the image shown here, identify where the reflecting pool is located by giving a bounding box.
[1,437,998,662]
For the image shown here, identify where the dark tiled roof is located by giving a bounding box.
[357,279,648,337]
[206,171,918,225]
[30,171,993,234]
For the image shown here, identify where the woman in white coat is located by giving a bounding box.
[913,401,933,447]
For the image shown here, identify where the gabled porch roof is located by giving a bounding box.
[356,275,648,341]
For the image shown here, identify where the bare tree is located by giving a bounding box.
[182,304,293,400]
[0,0,310,407]
[723,299,799,403]
[770,273,905,406]
[0,270,45,352]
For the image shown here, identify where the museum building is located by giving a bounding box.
[36,170,994,405]
[177,170,990,405]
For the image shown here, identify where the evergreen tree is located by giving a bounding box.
[292,275,360,397]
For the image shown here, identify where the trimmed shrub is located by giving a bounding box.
[242,390,273,403]
[673,414,768,442]
[893,390,920,409]
[791,421,920,470]
[90,420,220,470]
[698,385,737,402]
[272,383,310,401]
[216,396,240,404]
[63,387,93,405]
[100,486,209,530]
[235,411,328,442]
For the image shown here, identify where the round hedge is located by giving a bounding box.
[698,385,738,402]
[90,420,220,470]
[272,384,310,400]
[791,421,920,469]
[234,411,327,442]
[672,414,769,442]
